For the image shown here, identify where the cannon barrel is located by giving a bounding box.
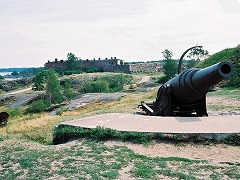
[140,61,234,116]
[168,61,234,103]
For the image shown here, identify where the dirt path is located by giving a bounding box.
[105,141,240,164]
[139,75,150,83]
[5,139,238,165]
[3,87,32,95]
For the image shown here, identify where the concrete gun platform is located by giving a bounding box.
[60,113,240,135]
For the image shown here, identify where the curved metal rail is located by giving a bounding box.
[178,45,202,74]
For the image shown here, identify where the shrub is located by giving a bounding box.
[120,131,151,144]
[77,80,93,93]
[25,99,50,113]
[91,80,109,93]
[6,108,23,117]
[63,70,82,75]
[101,74,133,92]
[156,75,169,83]
[56,107,68,115]
[76,74,133,94]
[90,126,117,140]
[102,74,124,92]
[63,71,73,75]
[83,66,102,73]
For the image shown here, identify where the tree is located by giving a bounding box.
[187,46,209,60]
[46,69,63,104]
[187,47,209,69]
[120,60,124,65]
[66,53,81,73]
[32,70,48,91]
[20,67,42,76]
[25,99,49,113]
[11,70,19,76]
[162,49,177,80]
[162,49,173,60]
[63,79,74,99]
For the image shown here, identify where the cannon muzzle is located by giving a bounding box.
[140,61,234,117]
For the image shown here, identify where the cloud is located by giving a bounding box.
[219,0,240,13]
[0,0,240,67]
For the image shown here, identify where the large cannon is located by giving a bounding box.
[139,61,234,116]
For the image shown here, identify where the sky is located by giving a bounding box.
[1,0,240,68]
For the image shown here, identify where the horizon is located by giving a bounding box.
[1,0,240,68]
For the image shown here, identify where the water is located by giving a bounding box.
[0,72,21,81]
[0,72,11,76]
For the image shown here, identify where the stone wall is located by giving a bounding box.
[129,62,163,73]
[82,58,120,68]
[45,58,121,70]
[45,59,67,69]
[44,58,163,74]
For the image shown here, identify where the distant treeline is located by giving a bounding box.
[0,68,28,72]
[125,59,189,64]
[0,67,43,76]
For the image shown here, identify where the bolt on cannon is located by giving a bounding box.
[139,49,234,117]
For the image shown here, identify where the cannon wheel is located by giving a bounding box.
[0,112,9,127]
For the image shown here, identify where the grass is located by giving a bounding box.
[0,139,239,179]
[207,87,240,101]
[0,86,240,179]
[208,104,240,111]
[53,125,240,146]
[0,87,239,145]
[0,90,156,144]
[207,88,240,111]
[0,112,59,144]
[52,125,156,145]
